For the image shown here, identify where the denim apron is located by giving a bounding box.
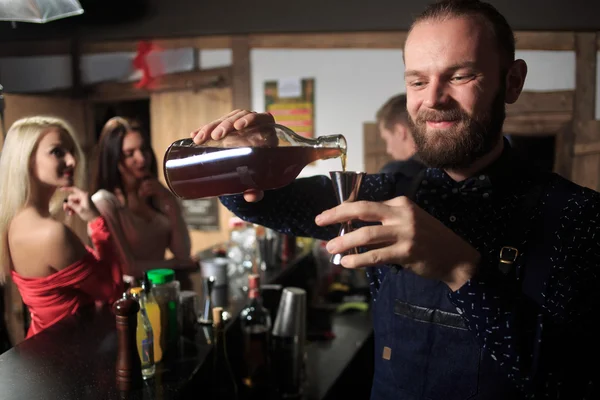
[369,268,522,400]
[367,169,552,400]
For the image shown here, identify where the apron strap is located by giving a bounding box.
[498,171,556,302]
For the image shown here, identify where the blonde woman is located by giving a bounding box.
[0,116,123,338]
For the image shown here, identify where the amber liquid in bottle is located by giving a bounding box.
[165,146,345,199]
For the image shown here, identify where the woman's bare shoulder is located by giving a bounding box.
[10,210,86,275]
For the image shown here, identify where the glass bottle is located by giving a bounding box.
[212,307,238,399]
[141,274,163,363]
[163,123,347,199]
[147,269,181,356]
[239,274,272,393]
[129,287,156,379]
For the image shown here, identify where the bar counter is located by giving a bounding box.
[0,248,374,400]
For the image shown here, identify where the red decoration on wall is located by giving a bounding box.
[132,41,157,89]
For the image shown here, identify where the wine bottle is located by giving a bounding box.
[212,307,238,399]
[239,274,272,393]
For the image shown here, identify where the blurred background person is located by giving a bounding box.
[91,117,197,287]
[0,116,123,338]
[376,93,425,177]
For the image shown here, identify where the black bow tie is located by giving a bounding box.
[415,172,493,204]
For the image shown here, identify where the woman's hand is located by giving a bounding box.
[61,186,100,222]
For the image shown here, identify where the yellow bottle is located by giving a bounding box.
[130,287,156,378]
[144,290,163,363]
[142,273,164,363]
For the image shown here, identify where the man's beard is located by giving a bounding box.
[408,90,506,170]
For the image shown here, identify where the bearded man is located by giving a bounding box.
[191,1,600,399]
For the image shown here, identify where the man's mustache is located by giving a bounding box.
[415,109,467,124]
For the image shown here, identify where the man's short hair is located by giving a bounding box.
[376,94,409,131]
[411,0,515,69]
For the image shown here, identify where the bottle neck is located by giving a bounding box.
[214,324,227,355]
[248,287,261,300]
[131,293,145,308]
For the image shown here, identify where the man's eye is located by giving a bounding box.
[451,75,474,82]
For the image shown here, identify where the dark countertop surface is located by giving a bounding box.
[0,249,373,400]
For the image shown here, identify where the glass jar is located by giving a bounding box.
[147,269,181,355]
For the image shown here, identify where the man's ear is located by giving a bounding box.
[394,123,408,140]
[505,59,528,105]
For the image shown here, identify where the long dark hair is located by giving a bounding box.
[92,117,159,208]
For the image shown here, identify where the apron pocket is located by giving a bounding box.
[391,299,480,400]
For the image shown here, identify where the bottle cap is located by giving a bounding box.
[129,287,143,296]
[212,306,223,325]
[229,216,246,229]
[147,269,175,285]
[248,274,260,290]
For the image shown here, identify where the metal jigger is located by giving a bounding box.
[329,171,366,265]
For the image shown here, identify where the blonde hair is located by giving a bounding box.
[0,116,85,283]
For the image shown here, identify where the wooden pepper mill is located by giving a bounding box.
[113,297,143,392]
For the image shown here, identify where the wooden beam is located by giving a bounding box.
[231,36,251,110]
[503,112,571,135]
[514,32,575,51]
[573,33,597,142]
[0,30,579,56]
[249,31,574,50]
[553,122,575,179]
[80,36,233,54]
[84,67,231,102]
[574,140,600,156]
[249,31,408,49]
[571,120,600,156]
[0,40,71,57]
[571,32,599,190]
[506,90,573,115]
[0,36,233,57]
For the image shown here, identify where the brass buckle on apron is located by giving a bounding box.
[498,246,518,274]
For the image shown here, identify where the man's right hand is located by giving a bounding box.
[190,109,274,203]
[190,109,275,144]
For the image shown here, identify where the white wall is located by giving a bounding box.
[516,50,575,91]
[251,49,577,177]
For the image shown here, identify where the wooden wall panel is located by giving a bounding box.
[232,36,251,111]
[150,87,234,256]
[3,94,94,153]
[84,67,231,102]
[363,122,392,174]
[571,33,599,191]
[506,90,573,115]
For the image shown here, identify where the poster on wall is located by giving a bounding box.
[181,198,220,231]
[264,78,315,138]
